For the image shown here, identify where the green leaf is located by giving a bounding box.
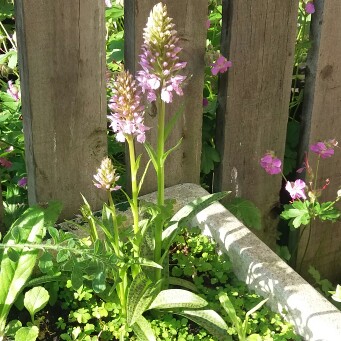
[225,198,261,230]
[164,104,184,142]
[144,142,158,170]
[4,320,22,337]
[127,272,158,326]
[161,192,229,264]
[0,0,13,20]
[24,286,49,322]
[0,207,45,334]
[15,326,39,341]
[281,201,310,228]
[162,137,183,163]
[92,268,106,293]
[218,293,242,333]
[168,277,199,293]
[201,143,220,174]
[148,289,207,310]
[43,201,63,227]
[247,335,263,341]
[132,316,156,341]
[175,309,229,340]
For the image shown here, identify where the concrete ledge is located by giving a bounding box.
[157,183,341,341]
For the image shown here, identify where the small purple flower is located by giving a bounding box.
[305,2,315,14]
[7,80,20,101]
[94,157,121,191]
[211,55,232,76]
[260,152,282,175]
[203,98,209,107]
[310,141,334,158]
[0,157,12,168]
[108,70,149,143]
[285,180,307,200]
[137,3,187,104]
[18,177,27,187]
[104,0,112,7]
[206,20,211,29]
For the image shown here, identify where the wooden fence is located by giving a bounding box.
[13,0,341,282]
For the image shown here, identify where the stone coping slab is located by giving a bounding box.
[145,183,341,341]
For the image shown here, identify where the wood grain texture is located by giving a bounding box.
[124,0,207,194]
[214,0,299,248]
[297,0,341,282]
[15,0,107,219]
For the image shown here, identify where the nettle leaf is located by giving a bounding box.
[225,198,261,230]
[24,286,49,321]
[148,289,207,310]
[174,309,229,340]
[281,201,310,228]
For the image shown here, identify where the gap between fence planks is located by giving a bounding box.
[214,0,299,249]
[124,0,207,195]
[297,0,341,283]
[15,0,107,220]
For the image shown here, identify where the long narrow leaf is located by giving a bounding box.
[132,316,156,341]
[174,309,230,340]
[218,292,242,334]
[162,137,183,163]
[164,103,184,142]
[138,159,152,195]
[144,142,158,170]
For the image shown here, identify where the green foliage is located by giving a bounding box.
[281,200,310,228]
[23,286,50,323]
[225,198,261,230]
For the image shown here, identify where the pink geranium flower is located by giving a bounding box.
[310,142,334,158]
[206,20,211,29]
[305,2,315,14]
[285,180,307,200]
[260,152,282,175]
[211,55,232,76]
[0,157,12,168]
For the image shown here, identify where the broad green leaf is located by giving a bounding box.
[201,143,220,174]
[225,198,261,230]
[15,326,39,341]
[281,201,310,228]
[92,268,106,293]
[132,316,156,341]
[4,320,22,337]
[0,0,13,20]
[24,286,49,322]
[161,192,229,264]
[148,289,207,310]
[127,272,157,326]
[175,309,229,340]
[43,201,63,227]
[0,207,45,334]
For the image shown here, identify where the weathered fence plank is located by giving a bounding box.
[15,0,107,219]
[297,1,341,282]
[124,0,207,194]
[214,0,299,248]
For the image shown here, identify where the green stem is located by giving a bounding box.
[154,98,165,283]
[108,191,127,316]
[313,157,320,192]
[126,137,139,237]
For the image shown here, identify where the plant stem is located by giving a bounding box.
[298,222,312,273]
[108,191,127,316]
[154,98,165,283]
[126,137,139,238]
